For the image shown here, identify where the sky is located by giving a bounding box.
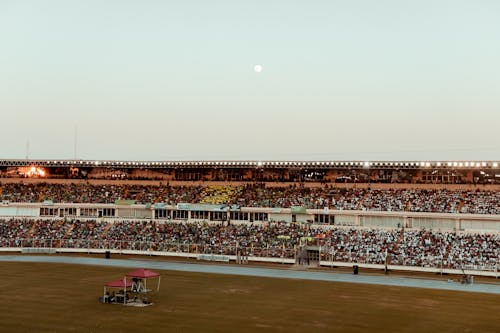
[1,0,499,161]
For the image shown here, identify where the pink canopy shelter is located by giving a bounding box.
[105,278,133,288]
[103,277,132,304]
[126,268,160,279]
[126,268,161,292]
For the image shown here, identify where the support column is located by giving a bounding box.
[356,215,362,226]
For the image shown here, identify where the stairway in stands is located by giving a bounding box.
[457,192,467,213]
[101,221,114,238]
[405,201,411,211]
[154,186,166,203]
[358,190,369,210]
[64,222,75,237]
[393,229,405,252]
[27,220,38,238]
[79,183,89,202]
[37,184,48,202]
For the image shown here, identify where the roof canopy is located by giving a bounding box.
[105,278,133,288]
[126,269,160,279]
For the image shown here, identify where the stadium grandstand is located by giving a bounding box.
[1,158,499,277]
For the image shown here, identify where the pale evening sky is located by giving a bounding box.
[1,0,499,161]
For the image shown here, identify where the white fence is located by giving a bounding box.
[1,237,497,277]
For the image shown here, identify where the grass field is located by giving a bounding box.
[0,261,499,333]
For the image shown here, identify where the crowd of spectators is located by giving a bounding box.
[0,218,498,270]
[460,191,499,215]
[0,183,498,214]
[319,228,499,269]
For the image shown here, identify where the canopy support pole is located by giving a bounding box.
[123,277,126,305]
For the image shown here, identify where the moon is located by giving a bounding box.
[254,64,263,73]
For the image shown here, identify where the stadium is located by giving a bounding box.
[1,158,499,332]
[3,1,500,332]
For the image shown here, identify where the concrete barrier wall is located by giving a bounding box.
[319,261,499,278]
[363,216,403,228]
[269,213,292,223]
[460,220,500,231]
[1,247,494,277]
[412,217,456,230]
[0,206,39,217]
[335,215,358,226]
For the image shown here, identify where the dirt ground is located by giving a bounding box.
[0,261,499,333]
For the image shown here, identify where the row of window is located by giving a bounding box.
[40,207,115,217]
[314,214,335,224]
[38,207,332,224]
[154,209,269,222]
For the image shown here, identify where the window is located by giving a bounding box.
[230,211,248,221]
[80,208,97,217]
[40,207,58,216]
[155,209,170,219]
[172,210,188,219]
[210,211,228,221]
[314,214,334,224]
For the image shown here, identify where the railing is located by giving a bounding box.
[319,246,499,271]
[1,238,498,276]
[0,238,294,259]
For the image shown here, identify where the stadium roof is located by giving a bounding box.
[0,159,498,170]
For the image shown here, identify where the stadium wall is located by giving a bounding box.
[1,246,497,277]
[1,177,500,191]
[1,202,499,231]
